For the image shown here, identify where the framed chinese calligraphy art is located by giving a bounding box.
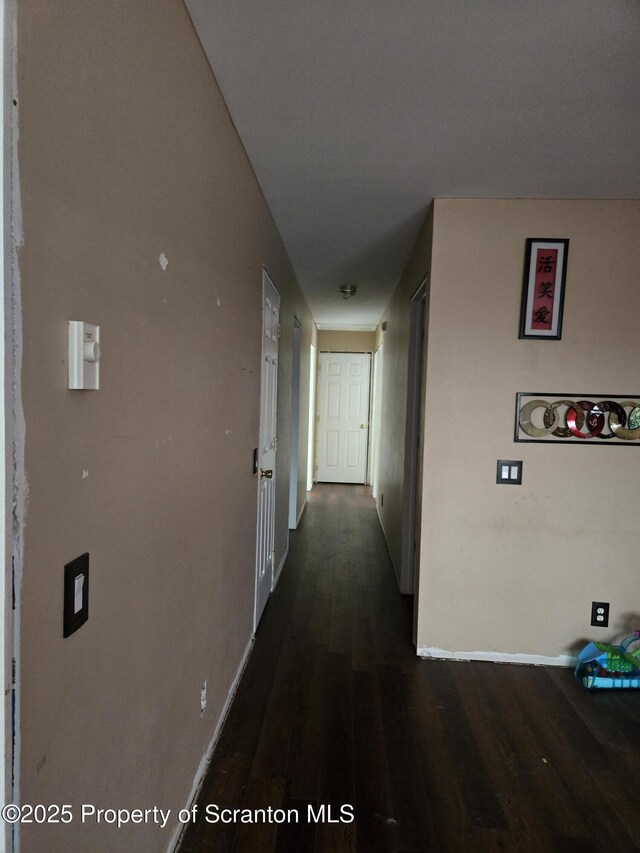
[515,393,640,445]
[518,238,569,339]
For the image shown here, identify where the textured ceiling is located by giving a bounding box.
[186,1,640,329]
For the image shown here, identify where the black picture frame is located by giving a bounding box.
[518,238,569,340]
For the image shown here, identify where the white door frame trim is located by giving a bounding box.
[306,342,316,492]
[288,317,301,529]
[369,343,383,499]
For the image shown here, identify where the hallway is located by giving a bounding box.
[180,485,640,853]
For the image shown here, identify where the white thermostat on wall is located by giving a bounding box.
[68,321,100,390]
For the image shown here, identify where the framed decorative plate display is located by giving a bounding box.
[515,393,640,445]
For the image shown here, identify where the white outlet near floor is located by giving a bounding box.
[200,680,207,715]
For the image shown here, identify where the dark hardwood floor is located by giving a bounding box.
[180,484,640,852]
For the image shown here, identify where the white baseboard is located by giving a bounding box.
[167,636,254,853]
[417,646,576,668]
[272,543,289,589]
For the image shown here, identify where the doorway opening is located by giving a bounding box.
[399,277,430,596]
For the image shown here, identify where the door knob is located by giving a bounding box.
[260,468,273,479]
[360,423,368,429]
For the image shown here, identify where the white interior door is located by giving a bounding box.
[316,352,371,484]
[254,270,279,631]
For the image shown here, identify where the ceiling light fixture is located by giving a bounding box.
[340,283,357,300]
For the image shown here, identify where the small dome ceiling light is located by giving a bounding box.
[340,283,357,300]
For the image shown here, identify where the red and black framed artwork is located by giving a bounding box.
[519,238,569,339]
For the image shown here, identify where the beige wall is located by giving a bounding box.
[416,199,640,660]
[316,329,375,352]
[376,207,433,577]
[16,2,312,851]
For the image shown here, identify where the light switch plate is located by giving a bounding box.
[496,459,523,485]
[63,553,89,637]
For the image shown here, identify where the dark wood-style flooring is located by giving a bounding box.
[180,484,640,853]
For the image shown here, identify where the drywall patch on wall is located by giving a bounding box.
[417,646,575,668]
[9,0,25,827]
[158,252,169,270]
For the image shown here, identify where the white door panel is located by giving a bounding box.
[255,270,279,631]
[316,352,371,484]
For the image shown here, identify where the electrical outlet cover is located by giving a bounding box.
[591,601,610,627]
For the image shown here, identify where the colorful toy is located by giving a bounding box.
[575,631,640,689]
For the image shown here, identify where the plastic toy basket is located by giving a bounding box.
[575,630,640,689]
